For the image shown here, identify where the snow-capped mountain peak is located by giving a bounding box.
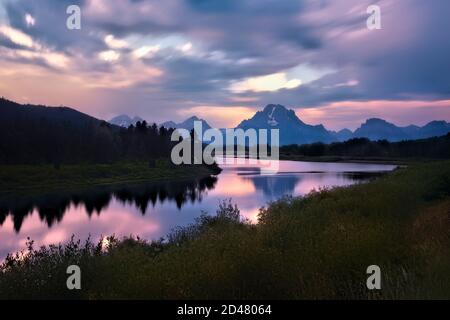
[109,114,144,127]
[267,105,279,127]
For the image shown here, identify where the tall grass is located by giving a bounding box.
[1,162,449,299]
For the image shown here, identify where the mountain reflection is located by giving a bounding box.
[244,175,301,199]
[0,176,217,233]
[243,172,386,200]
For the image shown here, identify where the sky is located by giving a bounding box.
[0,0,449,130]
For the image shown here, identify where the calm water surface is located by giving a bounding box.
[0,160,396,259]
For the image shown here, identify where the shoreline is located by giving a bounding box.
[278,154,414,165]
[224,154,410,165]
[0,161,220,196]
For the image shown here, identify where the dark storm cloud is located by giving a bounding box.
[3,0,105,52]
[255,0,450,108]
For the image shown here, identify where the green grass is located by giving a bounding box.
[0,161,219,194]
[1,161,450,299]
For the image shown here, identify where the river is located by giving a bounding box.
[0,159,396,259]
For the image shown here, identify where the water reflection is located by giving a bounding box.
[244,172,386,200]
[0,176,218,233]
[0,160,396,260]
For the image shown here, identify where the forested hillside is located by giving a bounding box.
[0,98,176,165]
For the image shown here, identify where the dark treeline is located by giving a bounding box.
[0,98,178,165]
[281,134,450,159]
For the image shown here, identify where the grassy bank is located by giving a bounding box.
[1,161,450,299]
[0,161,220,194]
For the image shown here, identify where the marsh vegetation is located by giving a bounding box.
[1,161,449,299]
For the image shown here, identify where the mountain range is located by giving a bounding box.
[7,95,449,157]
[352,118,450,142]
[112,104,450,146]
[109,114,211,134]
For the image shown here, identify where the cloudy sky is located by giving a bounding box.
[0,0,449,130]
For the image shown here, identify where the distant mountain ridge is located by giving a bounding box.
[160,116,212,131]
[352,118,450,142]
[106,104,450,146]
[109,114,212,132]
[237,105,450,145]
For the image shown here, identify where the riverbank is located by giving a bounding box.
[0,161,221,195]
[279,153,415,165]
[1,160,449,299]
